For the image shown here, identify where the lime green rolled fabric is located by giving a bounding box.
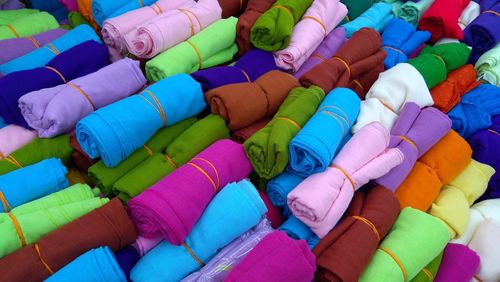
[475,43,500,86]
[250,0,314,51]
[359,208,450,282]
[396,0,433,26]
[112,114,230,201]
[145,17,239,82]
[0,135,73,175]
[410,252,443,282]
[88,118,197,195]
[0,12,59,40]
[244,86,325,180]
[0,184,109,259]
[0,9,39,25]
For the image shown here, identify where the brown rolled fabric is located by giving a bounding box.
[313,186,400,282]
[0,199,137,282]
[231,118,271,143]
[236,0,277,55]
[205,70,299,131]
[300,28,386,98]
[70,134,96,173]
[218,0,249,18]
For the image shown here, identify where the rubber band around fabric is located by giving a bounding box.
[35,243,54,274]
[379,246,407,281]
[183,242,205,267]
[329,165,356,188]
[352,215,380,241]
[0,191,13,212]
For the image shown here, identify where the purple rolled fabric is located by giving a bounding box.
[0,28,67,65]
[190,49,279,92]
[293,27,346,78]
[0,0,24,9]
[434,243,480,282]
[114,246,140,282]
[0,40,109,128]
[19,58,146,138]
[376,102,451,191]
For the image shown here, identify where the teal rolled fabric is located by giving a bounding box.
[92,0,156,26]
[396,0,433,26]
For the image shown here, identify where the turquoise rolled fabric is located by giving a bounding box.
[0,24,101,75]
[0,158,68,212]
[76,74,206,168]
[267,172,304,207]
[342,3,394,38]
[45,246,126,282]
[287,88,361,177]
[92,0,156,26]
[130,179,267,282]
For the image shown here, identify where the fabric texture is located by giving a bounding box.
[342,3,393,38]
[0,125,37,158]
[418,0,470,42]
[0,11,58,40]
[434,243,480,282]
[475,42,500,85]
[91,0,156,26]
[236,0,277,55]
[463,1,500,63]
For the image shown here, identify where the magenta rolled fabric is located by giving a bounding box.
[124,0,221,58]
[274,0,346,72]
[225,231,316,282]
[0,28,67,65]
[293,27,346,78]
[132,236,163,257]
[18,58,146,138]
[434,243,480,282]
[0,125,37,158]
[376,102,451,191]
[287,122,404,238]
[128,139,253,245]
[60,0,77,11]
[102,0,193,54]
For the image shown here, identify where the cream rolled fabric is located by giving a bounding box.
[451,199,500,245]
[468,219,500,282]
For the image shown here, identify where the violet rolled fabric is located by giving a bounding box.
[376,102,451,191]
[0,28,67,65]
[19,58,146,138]
[463,1,500,63]
[434,243,480,282]
[273,0,347,72]
[128,139,252,245]
[0,0,24,9]
[0,41,110,128]
[0,125,37,158]
[132,236,163,257]
[288,122,404,237]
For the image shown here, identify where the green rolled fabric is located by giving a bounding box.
[340,0,378,22]
[250,0,313,52]
[88,117,197,195]
[410,252,443,282]
[244,86,324,180]
[0,12,59,40]
[145,17,239,82]
[359,208,450,282]
[408,43,471,88]
[0,135,73,176]
[68,11,90,28]
[396,0,433,26]
[112,114,230,201]
[0,8,39,25]
[0,184,109,259]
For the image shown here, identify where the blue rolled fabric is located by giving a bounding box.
[342,3,394,38]
[381,18,431,69]
[130,179,267,282]
[267,172,304,208]
[0,158,68,212]
[0,117,4,129]
[0,24,101,75]
[278,215,320,249]
[449,84,500,138]
[76,74,206,168]
[287,88,361,177]
[26,0,68,21]
[45,246,126,282]
[92,0,156,26]
[114,246,140,282]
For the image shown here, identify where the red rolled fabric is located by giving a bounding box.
[231,118,271,143]
[258,191,284,229]
[418,0,471,42]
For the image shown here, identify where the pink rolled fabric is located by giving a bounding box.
[102,0,193,54]
[434,243,480,282]
[287,122,404,238]
[125,0,222,58]
[128,139,253,245]
[60,0,77,11]
[132,236,162,257]
[0,125,37,158]
[274,0,346,72]
[224,231,316,282]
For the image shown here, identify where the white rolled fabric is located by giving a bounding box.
[451,199,500,245]
[468,219,500,282]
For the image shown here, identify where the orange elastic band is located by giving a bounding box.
[383,46,405,55]
[4,155,23,168]
[352,79,364,93]
[143,144,153,156]
[193,158,220,190]
[344,15,350,22]
[321,111,347,136]
[178,9,196,35]
[275,117,302,130]
[153,3,164,14]
[8,213,26,246]
[182,9,203,32]
[352,216,380,241]
[318,105,350,124]
[333,56,351,78]
[379,99,396,113]
[302,16,327,35]
[188,162,218,192]
[183,242,205,267]
[458,20,467,28]
[0,191,13,212]
[165,154,177,169]
[67,83,96,110]
[397,135,417,150]
[312,53,327,61]
[274,5,293,17]
[474,275,484,282]
[483,10,500,16]
[6,24,19,37]
[488,129,500,136]
[422,268,433,281]
[26,36,40,48]
[138,0,143,7]
[45,43,60,55]
[432,54,446,66]
[35,243,54,274]
[140,90,167,125]
[0,151,3,158]
[379,247,407,281]
[240,69,251,82]
[330,165,355,189]
[187,40,203,69]
[45,66,67,83]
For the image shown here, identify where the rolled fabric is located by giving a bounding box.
[314,186,400,282]
[133,236,162,257]
[0,40,109,128]
[288,88,360,177]
[145,17,238,81]
[466,219,500,282]
[351,63,434,134]
[205,70,299,131]
[433,1,480,45]
[430,64,480,113]
[0,0,24,10]
[0,11,58,40]
[76,74,206,168]
[218,0,248,18]
[92,0,156,26]
[231,118,271,143]
[376,102,451,191]
[273,0,347,72]
[339,0,377,21]
[235,0,276,55]
[0,125,37,158]
[111,115,230,201]
[278,215,319,249]
[129,139,252,243]
[434,243,480,282]
[381,18,431,69]
[408,42,471,88]
[395,130,472,211]
[26,0,68,22]
[130,179,267,282]
[411,252,443,282]
[45,246,126,282]
[243,85,325,179]
[0,198,137,282]
[267,172,304,207]
[182,219,274,282]
[68,11,91,27]
[70,135,96,173]
[395,0,433,26]
[475,43,500,85]
[0,9,38,24]
[0,184,108,258]
[299,28,386,98]
[342,3,393,38]
[258,191,284,228]
[463,2,500,63]
[0,135,72,175]
[449,84,500,139]
[418,0,470,42]
[19,58,146,138]
[0,24,102,75]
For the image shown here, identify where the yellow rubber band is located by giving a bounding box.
[188,162,217,192]
[35,243,54,275]
[302,16,327,35]
[380,247,407,281]
[26,36,40,48]
[8,213,26,246]
[330,165,356,189]
[333,56,351,78]
[0,191,13,212]
[183,242,205,267]
[6,24,19,37]
[45,66,67,83]
[67,83,96,110]
[275,117,301,130]
[187,40,203,69]
[352,215,380,241]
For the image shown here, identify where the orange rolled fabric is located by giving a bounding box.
[395,130,472,212]
[77,0,99,29]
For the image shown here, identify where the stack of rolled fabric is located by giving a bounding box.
[299,28,386,98]
[418,0,470,42]
[339,0,377,22]
[475,43,500,85]
[0,125,37,158]
[217,0,249,18]
[0,11,58,40]
[235,0,276,55]
[434,243,480,282]
[342,3,393,38]
[395,0,433,26]
[92,0,156,27]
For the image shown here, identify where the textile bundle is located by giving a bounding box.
[475,43,500,85]
[278,215,319,249]
[91,0,156,27]
[0,125,36,158]
[342,3,393,38]
[394,0,433,26]
[235,0,276,55]
[466,219,500,281]
[434,243,480,282]
[452,199,500,245]
[0,11,58,40]
[267,171,304,207]
[418,0,470,42]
